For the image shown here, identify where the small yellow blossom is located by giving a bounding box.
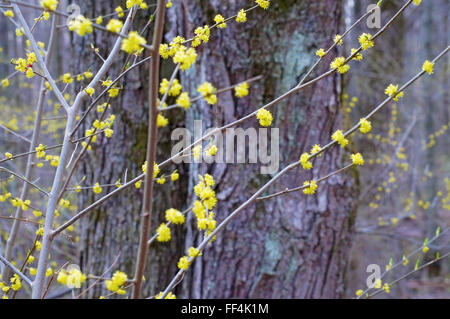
[166,208,185,224]
[157,114,169,128]
[385,84,404,101]
[171,171,179,181]
[69,15,93,37]
[303,180,318,195]
[106,19,123,33]
[156,223,171,242]
[85,87,95,96]
[214,14,226,28]
[255,0,270,9]
[176,92,191,109]
[115,6,124,18]
[4,10,14,18]
[422,60,434,75]
[330,57,350,74]
[62,73,73,84]
[235,82,249,98]
[188,247,200,258]
[334,34,343,46]
[105,270,128,294]
[205,144,218,157]
[358,33,374,50]
[256,108,273,127]
[300,152,312,170]
[310,144,322,156]
[359,118,372,134]
[40,0,59,11]
[197,82,217,105]
[332,130,349,147]
[236,9,247,23]
[177,256,191,270]
[93,182,102,194]
[351,153,364,166]
[351,48,363,61]
[121,31,146,54]
[316,48,326,58]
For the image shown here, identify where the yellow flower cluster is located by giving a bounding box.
[176,92,191,109]
[165,208,185,225]
[177,256,191,270]
[359,118,372,134]
[197,82,217,105]
[422,60,434,75]
[85,87,95,96]
[40,0,58,11]
[10,197,31,211]
[93,182,102,194]
[332,130,349,148]
[256,0,270,10]
[173,47,198,71]
[102,79,120,98]
[334,34,343,46]
[156,291,176,299]
[188,247,200,258]
[358,33,374,50]
[214,15,227,29]
[106,19,123,33]
[57,268,86,288]
[142,161,160,179]
[126,0,148,9]
[1,274,22,293]
[62,73,73,84]
[310,144,322,156]
[351,48,363,61]
[68,15,93,37]
[384,84,404,101]
[351,153,365,166]
[303,180,318,195]
[236,9,247,23]
[193,175,218,237]
[300,152,312,170]
[156,223,171,242]
[256,108,273,127]
[116,6,124,18]
[235,82,249,98]
[121,31,147,55]
[205,143,218,157]
[159,78,182,96]
[316,48,326,58]
[193,26,210,46]
[4,10,14,18]
[105,271,128,295]
[330,57,350,74]
[160,36,198,71]
[157,114,169,128]
[1,78,9,87]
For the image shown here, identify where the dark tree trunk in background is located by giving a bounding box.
[75,0,356,298]
[73,1,187,298]
[168,0,356,298]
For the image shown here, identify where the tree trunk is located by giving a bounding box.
[169,0,356,298]
[75,0,356,299]
[73,1,187,298]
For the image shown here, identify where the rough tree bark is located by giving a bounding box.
[75,0,356,299]
[168,0,356,298]
[72,1,187,298]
